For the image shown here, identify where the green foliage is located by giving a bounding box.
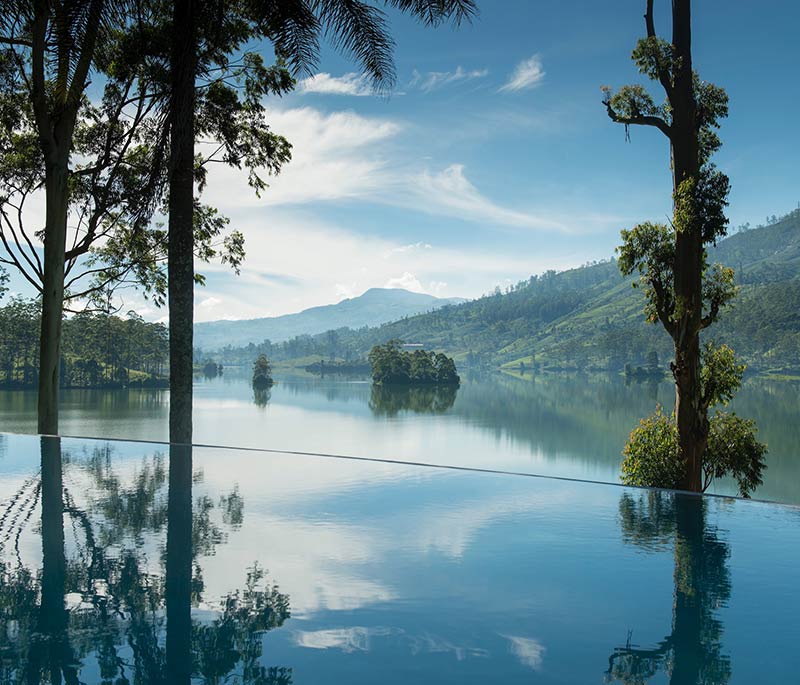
[369,340,459,385]
[252,353,273,388]
[0,299,168,388]
[0,2,295,310]
[602,83,665,121]
[621,407,684,490]
[700,342,745,409]
[618,222,674,327]
[705,413,767,497]
[621,407,767,497]
[631,36,674,81]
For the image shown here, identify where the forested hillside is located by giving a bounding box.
[211,209,800,375]
[0,301,168,388]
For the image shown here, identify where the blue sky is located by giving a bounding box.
[5,1,800,321]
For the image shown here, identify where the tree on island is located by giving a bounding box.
[252,354,274,389]
[603,0,765,493]
[368,340,460,386]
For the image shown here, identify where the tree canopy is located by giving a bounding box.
[368,340,460,385]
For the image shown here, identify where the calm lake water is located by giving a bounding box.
[0,371,798,503]
[0,432,797,683]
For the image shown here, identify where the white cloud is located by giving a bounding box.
[412,164,565,231]
[298,72,373,97]
[410,66,489,92]
[500,55,545,92]
[199,296,221,308]
[384,272,425,293]
[201,107,401,208]
[505,635,546,670]
[189,211,554,320]
[202,107,560,233]
[387,242,433,256]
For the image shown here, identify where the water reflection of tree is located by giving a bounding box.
[0,437,292,683]
[606,491,731,684]
[253,386,272,407]
[369,384,458,417]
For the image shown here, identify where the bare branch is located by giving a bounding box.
[644,0,673,97]
[0,36,33,48]
[604,100,671,138]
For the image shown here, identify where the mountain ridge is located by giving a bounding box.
[216,209,800,375]
[195,287,466,350]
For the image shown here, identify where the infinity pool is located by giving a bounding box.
[0,432,796,683]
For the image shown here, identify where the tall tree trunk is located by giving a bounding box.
[37,162,70,435]
[165,443,193,685]
[670,0,706,492]
[168,0,198,445]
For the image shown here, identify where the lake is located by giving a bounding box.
[0,370,797,504]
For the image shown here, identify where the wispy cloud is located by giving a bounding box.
[298,72,373,96]
[410,66,488,92]
[411,164,565,231]
[500,55,545,92]
[202,107,402,207]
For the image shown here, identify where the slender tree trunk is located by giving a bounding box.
[670,0,706,492]
[168,0,197,445]
[165,443,193,685]
[37,161,70,435]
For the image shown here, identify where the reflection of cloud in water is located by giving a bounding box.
[504,635,546,670]
[203,513,396,615]
[294,626,399,652]
[294,626,489,660]
[400,486,609,559]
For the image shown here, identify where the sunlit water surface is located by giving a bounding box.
[0,371,798,502]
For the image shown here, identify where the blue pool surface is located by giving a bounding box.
[0,432,796,684]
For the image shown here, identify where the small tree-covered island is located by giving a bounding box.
[369,340,460,386]
[251,354,274,390]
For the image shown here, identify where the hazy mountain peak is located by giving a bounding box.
[195,287,465,351]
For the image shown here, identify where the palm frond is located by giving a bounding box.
[313,0,395,90]
[383,0,478,26]
[250,0,321,77]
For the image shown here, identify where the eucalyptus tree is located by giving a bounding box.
[0,1,126,434]
[165,0,478,445]
[602,0,764,492]
[0,2,289,434]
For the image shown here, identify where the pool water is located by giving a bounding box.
[0,432,796,684]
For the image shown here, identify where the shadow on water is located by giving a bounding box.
[605,491,731,684]
[0,436,292,683]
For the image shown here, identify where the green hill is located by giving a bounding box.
[235,209,800,376]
